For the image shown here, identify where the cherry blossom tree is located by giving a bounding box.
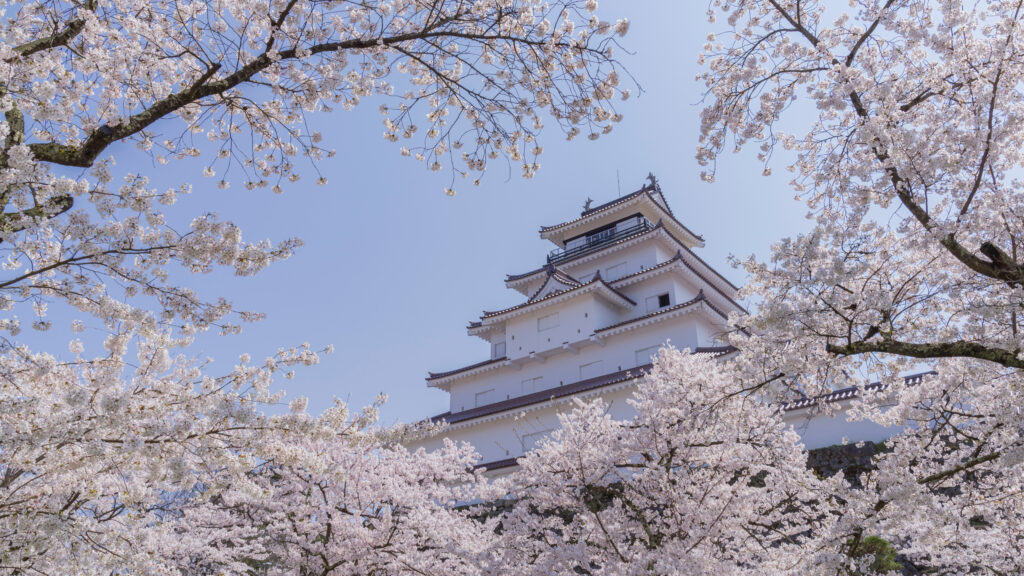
[495,348,850,576]
[0,0,629,338]
[0,0,629,572]
[699,1,1024,572]
[1,337,502,574]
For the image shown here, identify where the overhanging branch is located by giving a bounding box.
[826,339,1024,370]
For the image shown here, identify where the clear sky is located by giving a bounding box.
[37,2,814,425]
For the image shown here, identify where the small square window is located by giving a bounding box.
[475,389,496,407]
[605,262,627,281]
[538,312,559,331]
[646,293,672,312]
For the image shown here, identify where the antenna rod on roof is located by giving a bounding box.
[617,169,621,197]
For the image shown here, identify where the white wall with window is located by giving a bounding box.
[492,341,506,358]
[645,292,671,312]
[605,261,628,281]
[520,429,554,451]
[537,312,559,331]
[505,297,606,360]
[475,389,496,407]
[579,360,604,380]
[634,345,662,366]
[521,376,545,395]
[445,309,723,414]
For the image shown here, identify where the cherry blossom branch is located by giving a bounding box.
[826,337,1024,369]
[7,4,92,60]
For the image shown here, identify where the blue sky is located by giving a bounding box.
[34,2,813,425]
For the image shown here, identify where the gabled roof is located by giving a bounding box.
[507,224,740,301]
[538,182,703,248]
[526,265,583,302]
[575,187,654,219]
[480,273,635,322]
[507,220,671,288]
[505,221,664,286]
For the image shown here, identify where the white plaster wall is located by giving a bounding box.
[412,385,638,463]
[504,295,604,360]
[784,405,904,449]
[447,336,638,413]
[560,242,662,282]
[445,313,715,413]
[488,329,506,347]
[413,384,906,465]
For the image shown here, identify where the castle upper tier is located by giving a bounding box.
[409,178,907,472]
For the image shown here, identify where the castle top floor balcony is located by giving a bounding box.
[547,216,652,265]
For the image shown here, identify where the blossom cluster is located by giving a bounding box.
[696,0,1024,572]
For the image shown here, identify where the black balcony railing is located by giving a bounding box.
[547,218,652,264]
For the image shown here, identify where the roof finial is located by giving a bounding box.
[583,197,594,211]
[646,172,659,191]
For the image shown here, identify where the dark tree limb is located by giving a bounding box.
[7,1,95,61]
[766,0,1024,287]
[826,338,1024,370]
[27,22,575,169]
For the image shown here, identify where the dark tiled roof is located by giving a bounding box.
[432,346,737,426]
[782,371,936,412]
[465,367,935,473]
[538,187,703,244]
[481,277,635,319]
[506,222,666,284]
[594,291,722,333]
[506,266,547,283]
[692,345,739,355]
[431,364,653,424]
[506,227,742,314]
[579,187,649,217]
[526,265,583,302]
[607,251,684,284]
[675,238,741,292]
[474,457,519,471]
[427,356,506,381]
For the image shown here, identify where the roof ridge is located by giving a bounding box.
[595,292,713,333]
[427,356,506,381]
[782,371,937,411]
[482,274,634,320]
[538,189,704,245]
[525,265,583,302]
[428,347,740,425]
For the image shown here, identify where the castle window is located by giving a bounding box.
[538,312,559,331]
[521,429,553,451]
[579,360,604,380]
[521,376,544,395]
[492,341,506,358]
[635,345,661,366]
[475,389,496,407]
[605,262,627,281]
[646,293,671,312]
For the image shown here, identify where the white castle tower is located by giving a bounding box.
[411,177,909,472]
